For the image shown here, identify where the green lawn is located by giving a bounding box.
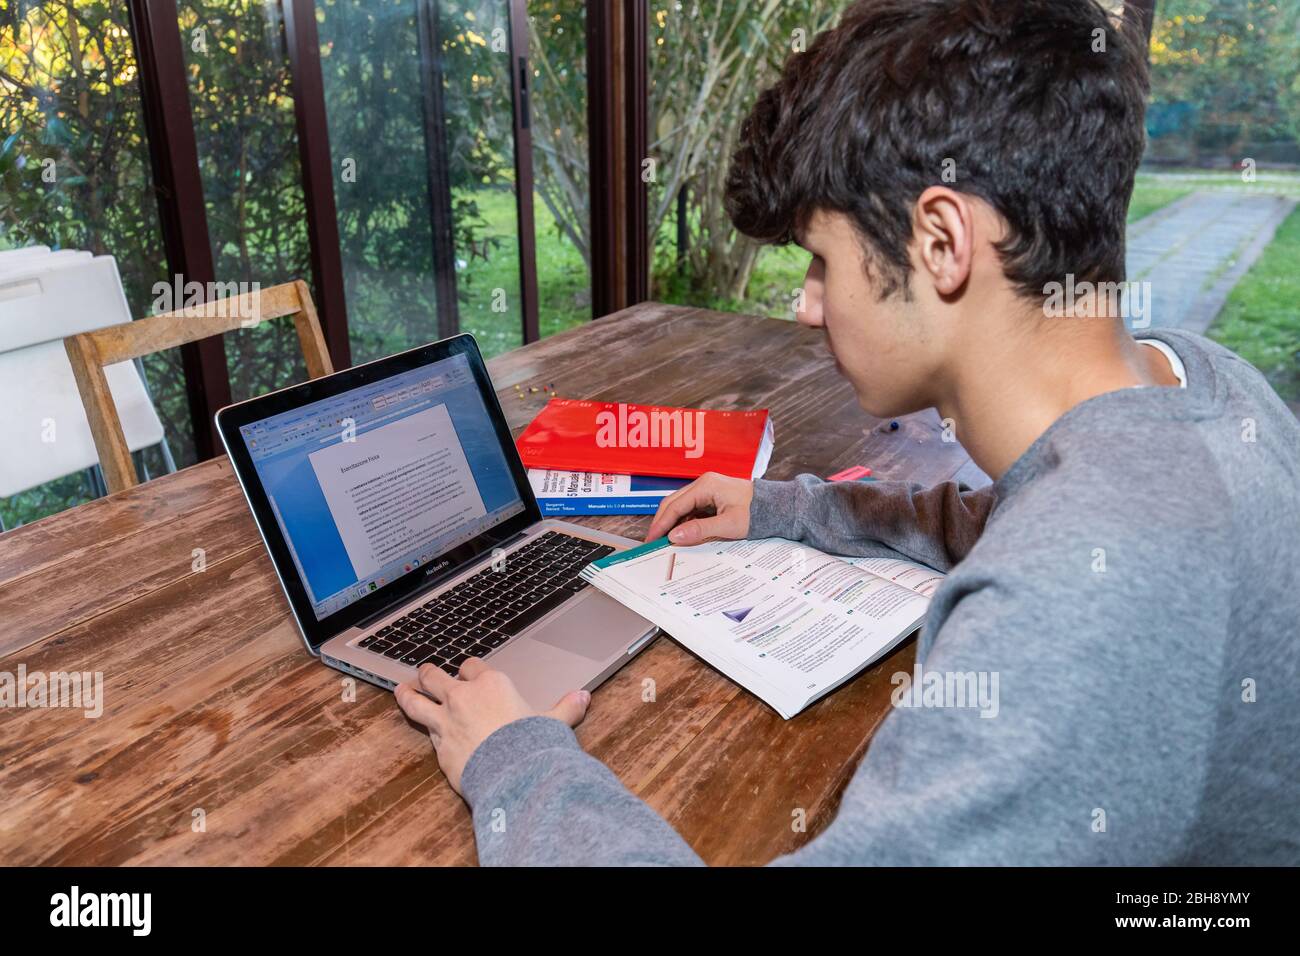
[1206,204,1300,408]
[1133,168,1300,199]
[1127,175,1194,222]
[1127,168,1300,224]
[456,189,591,357]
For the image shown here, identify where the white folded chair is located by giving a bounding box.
[0,251,168,518]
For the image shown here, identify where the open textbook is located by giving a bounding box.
[582,537,944,719]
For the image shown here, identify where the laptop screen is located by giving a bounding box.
[236,352,526,621]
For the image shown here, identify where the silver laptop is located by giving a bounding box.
[216,333,657,709]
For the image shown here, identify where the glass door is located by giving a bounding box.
[315,0,526,363]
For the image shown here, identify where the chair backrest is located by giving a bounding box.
[0,244,50,261]
[63,279,334,495]
[0,253,115,351]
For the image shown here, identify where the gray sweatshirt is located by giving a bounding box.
[460,328,1300,865]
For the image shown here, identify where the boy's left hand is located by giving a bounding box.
[394,658,591,794]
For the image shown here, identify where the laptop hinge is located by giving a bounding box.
[497,530,529,550]
[353,566,459,629]
[352,530,532,630]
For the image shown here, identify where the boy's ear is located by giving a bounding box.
[911,186,975,297]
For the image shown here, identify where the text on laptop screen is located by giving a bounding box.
[238,353,525,620]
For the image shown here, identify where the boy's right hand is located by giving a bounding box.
[645,472,754,545]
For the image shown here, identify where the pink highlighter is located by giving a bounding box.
[828,465,875,482]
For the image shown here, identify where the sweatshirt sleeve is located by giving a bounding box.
[748,475,995,572]
[460,716,704,866]
[769,482,1227,866]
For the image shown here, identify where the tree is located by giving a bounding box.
[1,0,197,478]
[1148,0,1300,163]
[524,0,845,306]
[526,0,588,269]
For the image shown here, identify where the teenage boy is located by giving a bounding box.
[396,0,1299,865]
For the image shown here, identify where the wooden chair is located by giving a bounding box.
[64,279,334,495]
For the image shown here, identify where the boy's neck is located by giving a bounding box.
[936,307,1179,481]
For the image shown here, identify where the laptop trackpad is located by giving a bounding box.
[528,590,645,661]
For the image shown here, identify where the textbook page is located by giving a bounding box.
[583,537,940,718]
[842,555,946,597]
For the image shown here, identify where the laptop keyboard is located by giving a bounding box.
[355,531,616,677]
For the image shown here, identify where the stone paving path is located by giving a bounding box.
[1125,189,1296,334]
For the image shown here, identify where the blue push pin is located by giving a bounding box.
[888,420,900,431]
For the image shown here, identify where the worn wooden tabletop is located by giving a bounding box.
[0,303,987,865]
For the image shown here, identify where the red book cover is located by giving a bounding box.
[515,399,773,480]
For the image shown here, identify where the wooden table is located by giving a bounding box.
[0,303,987,865]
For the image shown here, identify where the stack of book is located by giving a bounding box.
[516,399,774,515]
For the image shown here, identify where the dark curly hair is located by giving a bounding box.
[724,0,1150,301]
